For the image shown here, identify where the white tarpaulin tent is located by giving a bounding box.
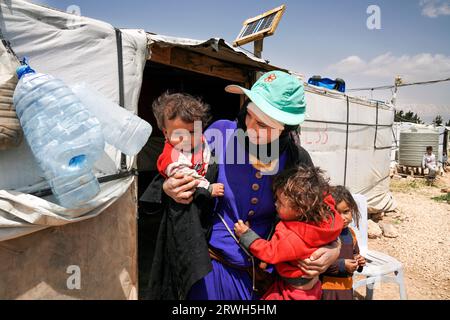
[301,85,396,213]
[0,0,398,300]
[0,0,148,241]
[0,0,397,242]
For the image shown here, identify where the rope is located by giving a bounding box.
[348,77,450,92]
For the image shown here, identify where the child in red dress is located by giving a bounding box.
[234,166,343,300]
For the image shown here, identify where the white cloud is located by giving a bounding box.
[326,53,450,124]
[420,0,450,18]
[327,52,450,82]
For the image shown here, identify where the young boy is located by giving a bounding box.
[422,146,437,181]
[147,92,224,300]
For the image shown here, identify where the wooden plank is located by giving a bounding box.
[243,4,285,25]
[267,5,286,36]
[234,32,266,47]
[150,46,249,83]
[149,45,171,65]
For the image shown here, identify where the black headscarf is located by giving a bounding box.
[236,100,300,164]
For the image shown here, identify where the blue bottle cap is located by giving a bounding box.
[69,154,87,169]
[16,64,36,80]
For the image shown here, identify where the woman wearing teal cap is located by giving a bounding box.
[157,71,340,300]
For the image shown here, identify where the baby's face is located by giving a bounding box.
[274,190,299,221]
[163,116,202,151]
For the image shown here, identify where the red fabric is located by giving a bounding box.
[156,142,178,178]
[156,139,206,178]
[249,195,344,279]
[262,279,322,300]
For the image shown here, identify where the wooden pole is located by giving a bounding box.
[254,39,263,58]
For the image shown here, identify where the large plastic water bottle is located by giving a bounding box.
[49,171,100,209]
[71,83,152,156]
[13,62,104,208]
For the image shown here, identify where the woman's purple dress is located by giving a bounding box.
[187,120,287,300]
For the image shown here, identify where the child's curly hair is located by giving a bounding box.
[272,165,332,224]
[152,92,212,131]
[330,185,361,228]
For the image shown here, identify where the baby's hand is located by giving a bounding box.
[211,183,225,197]
[234,219,250,238]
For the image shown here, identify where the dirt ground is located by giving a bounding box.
[354,173,450,300]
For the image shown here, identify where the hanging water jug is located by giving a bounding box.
[13,60,105,207]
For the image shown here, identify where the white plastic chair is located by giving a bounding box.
[350,194,407,300]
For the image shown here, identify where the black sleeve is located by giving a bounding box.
[285,139,315,170]
[204,161,218,184]
[139,173,164,204]
[296,145,314,167]
[139,173,166,216]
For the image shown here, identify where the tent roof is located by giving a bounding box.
[146,33,285,72]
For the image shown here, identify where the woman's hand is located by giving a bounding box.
[162,172,199,204]
[296,240,341,278]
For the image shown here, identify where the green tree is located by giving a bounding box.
[432,115,443,126]
[395,110,424,124]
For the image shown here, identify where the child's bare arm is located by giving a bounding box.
[351,229,366,269]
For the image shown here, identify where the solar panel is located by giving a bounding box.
[234,5,285,47]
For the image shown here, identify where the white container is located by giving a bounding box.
[71,83,152,156]
[49,171,100,208]
[13,64,104,207]
[399,126,439,167]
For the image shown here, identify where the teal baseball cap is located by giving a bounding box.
[225,70,306,126]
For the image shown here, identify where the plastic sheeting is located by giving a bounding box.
[301,84,397,213]
[0,0,148,241]
[146,34,276,70]
[0,38,21,149]
[0,183,138,300]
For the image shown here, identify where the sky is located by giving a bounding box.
[31,0,450,124]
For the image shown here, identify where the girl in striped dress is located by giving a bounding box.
[321,186,366,300]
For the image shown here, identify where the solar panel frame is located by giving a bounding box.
[233,4,286,47]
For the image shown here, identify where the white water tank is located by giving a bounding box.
[399,126,439,167]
